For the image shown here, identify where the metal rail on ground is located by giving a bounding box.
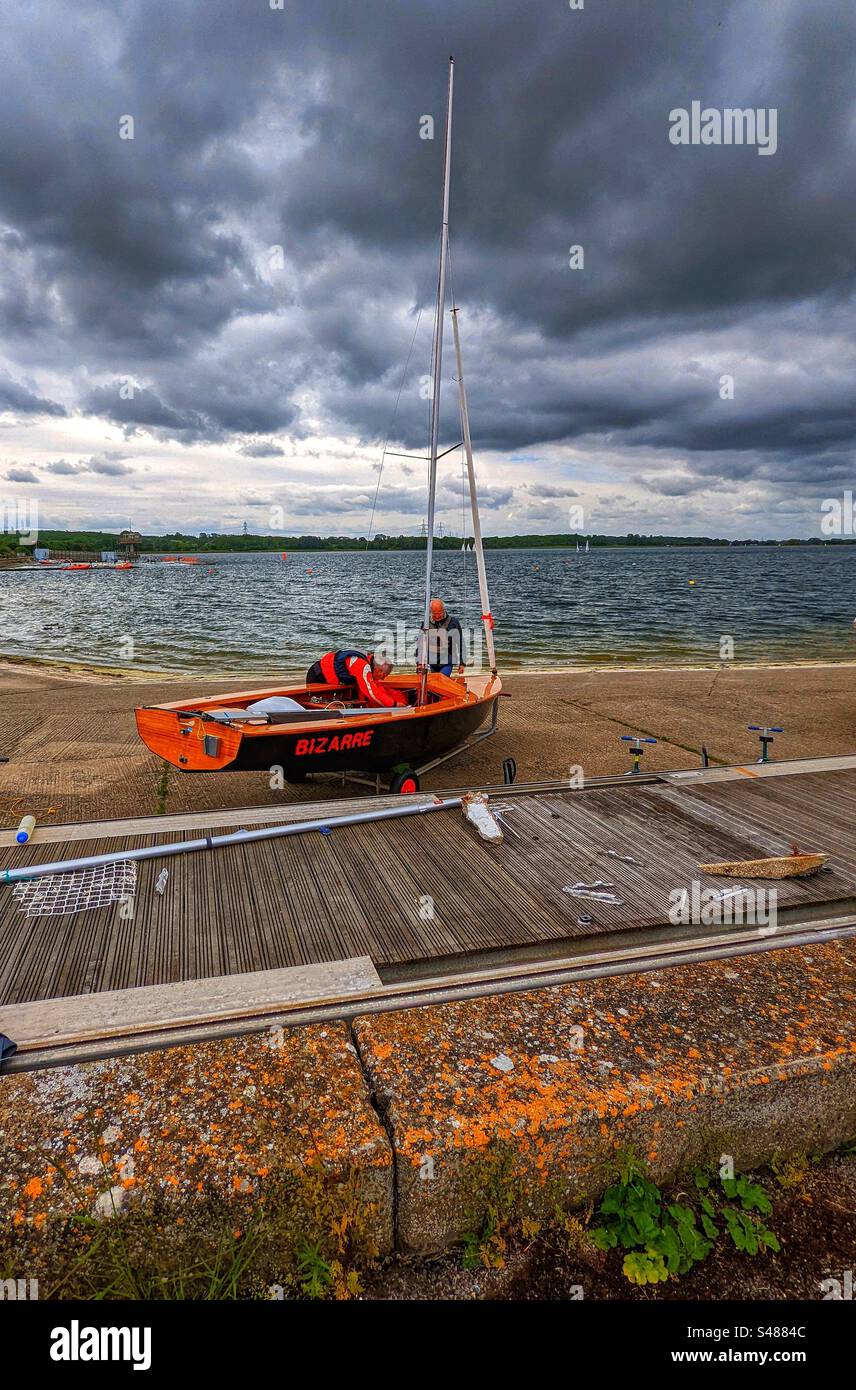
[3,910,854,1074]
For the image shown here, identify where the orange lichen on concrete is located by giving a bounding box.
[355,939,856,1251]
[0,1023,393,1256]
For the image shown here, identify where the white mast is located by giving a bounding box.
[417,56,454,705]
[451,304,497,675]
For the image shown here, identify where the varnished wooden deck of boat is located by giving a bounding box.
[2,760,856,1005]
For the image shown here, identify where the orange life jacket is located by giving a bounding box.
[312,650,406,708]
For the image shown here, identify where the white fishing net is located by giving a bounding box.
[13,861,137,917]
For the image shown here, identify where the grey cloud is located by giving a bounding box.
[85,453,135,476]
[83,369,299,443]
[238,442,286,457]
[0,0,853,535]
[521,483,580,499]
[82,384,207,439]
[637,471,719,497]
[40,453,133,477]
[0,371,66,417]
[44,458,81,475]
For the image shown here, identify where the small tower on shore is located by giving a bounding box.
[118,529,141,558]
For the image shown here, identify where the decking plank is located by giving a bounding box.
[2,765,855,1004]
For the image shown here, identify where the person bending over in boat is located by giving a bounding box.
[426,598,466,676]
[305,649,409,708]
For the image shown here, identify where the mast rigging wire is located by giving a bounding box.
[447,238,472,621]
[365,301,425,545]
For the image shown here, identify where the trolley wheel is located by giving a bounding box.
[390,770,420,795]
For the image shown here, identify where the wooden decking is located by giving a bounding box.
[2,759,856,1005]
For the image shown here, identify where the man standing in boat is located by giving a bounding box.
[425,598,466,676]
[305,649,409,708]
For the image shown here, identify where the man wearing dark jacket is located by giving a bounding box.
[425,598,466,676]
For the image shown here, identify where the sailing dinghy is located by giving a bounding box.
[135,58,501,792]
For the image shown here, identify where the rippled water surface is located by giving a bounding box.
[1,547,855,674]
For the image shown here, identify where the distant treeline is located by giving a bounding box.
[15,529,853,554]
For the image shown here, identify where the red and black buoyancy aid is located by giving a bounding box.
[307,650,406,708]
[319,649,367,686]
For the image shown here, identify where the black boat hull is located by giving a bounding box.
[228,693,498,777]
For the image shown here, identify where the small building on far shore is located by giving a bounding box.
[118,529,142,559]
[26,529,142,563]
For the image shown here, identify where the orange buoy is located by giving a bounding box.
[281,552,288,560]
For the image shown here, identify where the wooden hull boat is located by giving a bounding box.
[136,672,501,781]
[699,853,828,879]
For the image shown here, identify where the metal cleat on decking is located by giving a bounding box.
[748,724,783,764]
[620,734,657,774]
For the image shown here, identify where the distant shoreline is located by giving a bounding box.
[3,651,856,685]
[8,536,856,560]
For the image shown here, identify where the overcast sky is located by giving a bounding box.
[1,0,854,539]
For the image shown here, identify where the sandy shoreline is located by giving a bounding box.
[3,650,856,685]
[1,653,854,826]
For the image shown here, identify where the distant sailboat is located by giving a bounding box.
[585,539,590,554]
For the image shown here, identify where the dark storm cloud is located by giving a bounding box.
[636,471,720,498]
[82,383,205,438]
[0,371,66,417]
[82,373,298,443]
[0,0,854,528]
